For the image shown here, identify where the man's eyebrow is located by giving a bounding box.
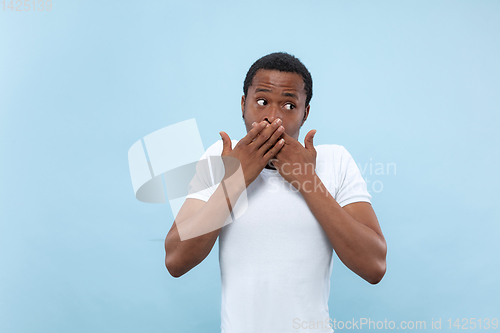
[254,88,272,94]
[254,88,299,100]
[282,92,298,99]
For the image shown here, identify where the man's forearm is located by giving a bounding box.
[165,176,246,277]
[299,174,387,284]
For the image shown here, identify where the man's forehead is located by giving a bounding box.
[250,69,305,94]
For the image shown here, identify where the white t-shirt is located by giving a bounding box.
[186,140,371,333]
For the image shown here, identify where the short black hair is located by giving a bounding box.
[243,52,313,107]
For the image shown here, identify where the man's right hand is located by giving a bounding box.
[219,119,285,188]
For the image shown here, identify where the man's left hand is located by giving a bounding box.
[271,130,317,191]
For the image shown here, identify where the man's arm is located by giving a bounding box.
[272,131,387,284]
[165,120,285,277]
[164,198,220,278]
[299,178,387,284]
[164,176,245,278]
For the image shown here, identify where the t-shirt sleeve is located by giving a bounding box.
[184,140,224,202]
[335,146,372,207]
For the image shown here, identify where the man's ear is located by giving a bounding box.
[301,104,310,126]
[241,95,246,119]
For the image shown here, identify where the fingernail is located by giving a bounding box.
[252,122,256,126]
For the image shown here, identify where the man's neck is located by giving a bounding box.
[264,161,276,170]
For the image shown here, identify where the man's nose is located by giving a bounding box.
[263,105,281,124]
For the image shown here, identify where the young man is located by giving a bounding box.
[165,52,387,333]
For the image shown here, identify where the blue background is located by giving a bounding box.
[1,0,499,332]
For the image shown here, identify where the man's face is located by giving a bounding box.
[241,69,310,140]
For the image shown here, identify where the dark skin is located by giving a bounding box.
[165,103,287,277]
[220,69,387,283]
[240,70,311,170]
[165,69,387,283]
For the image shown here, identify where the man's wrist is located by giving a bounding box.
[221,172,247,198]
[298,173,328,197]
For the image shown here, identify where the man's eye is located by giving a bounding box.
[257,99,267,106]
[284,103,295,110]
